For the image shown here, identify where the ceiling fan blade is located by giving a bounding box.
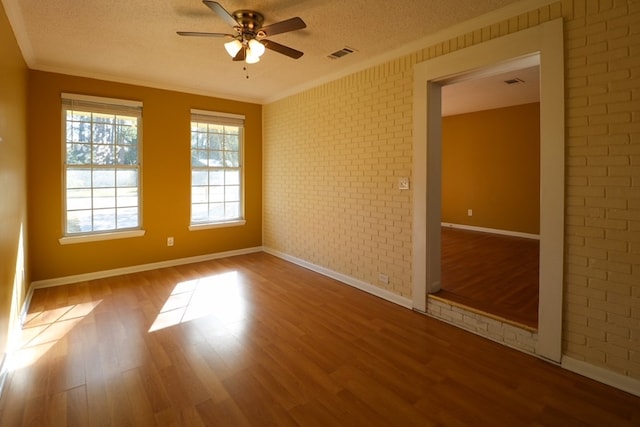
[263,40,304,59]
[176,31,233,37]
[258,17,306,37]
[203,0,238,28]
[233,48,246,61]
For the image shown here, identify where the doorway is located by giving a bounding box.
[437,69,541,330]
[412,19,565,362]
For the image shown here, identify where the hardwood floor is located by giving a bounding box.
[437,227,539,328]
[1,252,638,426]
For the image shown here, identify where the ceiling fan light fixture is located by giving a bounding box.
[248,39,265,57]
[245,48,261,64]
[224,39,243,57]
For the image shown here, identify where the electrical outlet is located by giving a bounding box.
[167,237,174,246]
[378,273,389,284]
[467,209,473,217]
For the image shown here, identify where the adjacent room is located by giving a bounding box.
[437,65,542,329]
[1,0,638,425]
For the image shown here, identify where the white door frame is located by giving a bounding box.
[412,19,565,362]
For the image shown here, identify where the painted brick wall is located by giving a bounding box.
[264,66,414,297]
[562,0,640,379]
[264,0,640,380]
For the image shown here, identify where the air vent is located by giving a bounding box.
[327,47,357,59]
[504,77,525,85]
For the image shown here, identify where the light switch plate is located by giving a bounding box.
[399,177,410,190]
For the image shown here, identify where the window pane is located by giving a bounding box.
[225,185,240,202]
[208,133,223,151]
[192,122,207,133]
[67,143,91,165]
[93,188,116,209]
[225,170,240,185]
[93,113,114,124]
[66,122,80,142]
[225,151,239,167]
[66,188,92,210]
[210,170,224,185]
[93,209,116,231]
[209,151,223,166]
[117,187,138,207]
[67,209,93,233]
[192,170,208,186]
[192,203,208,222]
[209,124,224,134]
[192,186,208,203]
[92,144,116,165]
[93,169,115,187]
[116,169,138,187]
[68,110,86,121]
[225,202,240,219]
[209,203,224,220]
[192,150,208,167]
[67,169,92,189]
[225,126,239,135]
[209,186,224,203]
[119,145,138,165]
[92,122,114,144]
[225,134,239,151]
[117,207,138,228]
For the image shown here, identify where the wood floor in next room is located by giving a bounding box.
[438,227,540,328]
[1,252,638,426]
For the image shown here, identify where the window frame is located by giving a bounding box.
[189,109,246,230]
[59,93,145,245]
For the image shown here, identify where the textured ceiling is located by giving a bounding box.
[4,0,532,104]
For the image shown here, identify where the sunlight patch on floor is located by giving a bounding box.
[148,271,246,333]
[9,300,101,371]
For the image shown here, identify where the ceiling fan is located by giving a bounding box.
[177,0,306,64]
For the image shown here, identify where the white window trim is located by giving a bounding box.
[188,220,246,231]
[61,93,144,241]
[59,230,146,245]
[190,109,246,227]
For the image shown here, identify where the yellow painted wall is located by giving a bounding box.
[442,103,540,234]
[0,2,29,366]
[265,1,640,380]
[27,71,262,281]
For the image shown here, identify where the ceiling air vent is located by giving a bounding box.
[327,47,357,59]
[504,77,525,85]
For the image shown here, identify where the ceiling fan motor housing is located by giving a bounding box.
[233,10,264,38]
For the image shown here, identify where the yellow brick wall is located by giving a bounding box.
[264,66,414,297]
[264,0,640,379]
[561,0,640,380]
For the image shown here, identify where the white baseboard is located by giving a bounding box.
[263,247,413,309]
[441,222,540,240]
[562,356,640,397]
[29,246,263,290]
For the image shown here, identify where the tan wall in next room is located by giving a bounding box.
[442,102,540,235]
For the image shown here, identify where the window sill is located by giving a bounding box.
[59,229,146,245]
[189,220,246,231]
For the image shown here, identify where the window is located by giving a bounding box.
[190,110,245,227]
[61,93,142,239]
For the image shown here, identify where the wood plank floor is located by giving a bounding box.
[437,227,539,328]
[1,252,638,426]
